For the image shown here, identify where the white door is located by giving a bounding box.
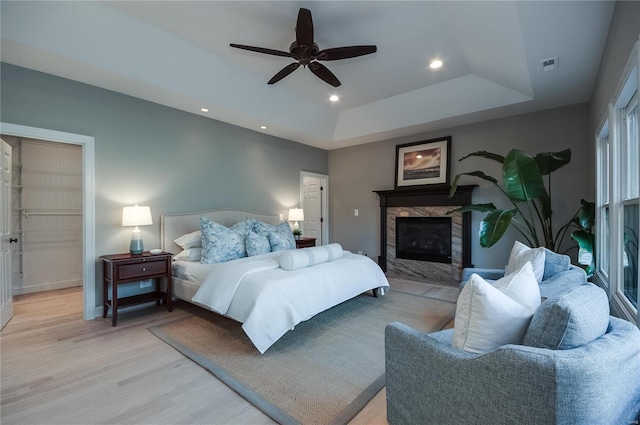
[301,175,325,245]
[1,139,13,330]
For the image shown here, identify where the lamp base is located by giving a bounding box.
[129,239,144,255]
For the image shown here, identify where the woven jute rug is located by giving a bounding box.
[148,288,455,425]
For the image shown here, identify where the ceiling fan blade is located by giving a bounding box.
[296,8,314,51]
[309,62,341,87]
[316,45,377,61]
[268,63,301,85]
[230,43,294,58]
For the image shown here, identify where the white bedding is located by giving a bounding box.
[175,249,389,353]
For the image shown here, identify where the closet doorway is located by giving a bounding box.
[3,136,83,296]
[0,123,95,320]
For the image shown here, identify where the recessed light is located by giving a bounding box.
[329,95,339,102]
[200,108,209,112]
[429,60,443,69]
[260,125,267,130]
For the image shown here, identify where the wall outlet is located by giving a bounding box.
[354,209,359,216]
[357,251,362,255]
[139,279,152,289]
[279,213,284,221]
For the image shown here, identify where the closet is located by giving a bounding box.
[3,135,83,295]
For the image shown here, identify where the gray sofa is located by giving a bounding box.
[386,273,640,424]
[460,248,588,299]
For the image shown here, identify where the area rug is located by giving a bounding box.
[148,289,455,425]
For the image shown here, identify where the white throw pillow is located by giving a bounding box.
[173,248,202,262]
[505,241,545,282]
[453,264,540,354]
[493,261,541,313]
[174,230,202,250]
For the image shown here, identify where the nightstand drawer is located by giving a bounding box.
[118,259,166,280]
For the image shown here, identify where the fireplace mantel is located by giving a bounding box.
[374,185,476,208]
[373,185,476,277]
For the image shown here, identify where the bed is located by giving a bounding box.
[161,208,390,353]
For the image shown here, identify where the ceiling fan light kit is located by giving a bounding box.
[230,8,377,87]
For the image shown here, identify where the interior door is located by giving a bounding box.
[302,175,323,245]
[1,139,13,330]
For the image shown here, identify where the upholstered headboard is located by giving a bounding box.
[160,208,279,254]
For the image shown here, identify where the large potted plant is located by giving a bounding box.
[448,148,595,274]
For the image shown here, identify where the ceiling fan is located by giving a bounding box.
[230,8,377,87]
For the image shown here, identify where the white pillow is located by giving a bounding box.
[174,230,202,250]
[493,261,541,313]
[173,248,202,262]
[453,263,540,354]
[505,241,545,282]
[279,244,344,271]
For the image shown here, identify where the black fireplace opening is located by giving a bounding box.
[396,216,452,264]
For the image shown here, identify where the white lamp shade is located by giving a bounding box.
[288,208,304,222]
[122,205,153,227]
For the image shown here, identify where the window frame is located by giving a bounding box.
[596,40,640,325]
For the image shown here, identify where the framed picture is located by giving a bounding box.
[395,136,451,188]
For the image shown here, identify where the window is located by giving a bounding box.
[595,41,639,325]
[596,123,610,283]
[621,93,638,310]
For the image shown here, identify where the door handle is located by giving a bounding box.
[9,238,17,243]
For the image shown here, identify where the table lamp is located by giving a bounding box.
[122,205,153,254]
[288,208,304,231]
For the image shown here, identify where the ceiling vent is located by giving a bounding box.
[541,57,559,72]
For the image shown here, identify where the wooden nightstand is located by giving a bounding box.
[100,252,173,326]
[295,237,317,249]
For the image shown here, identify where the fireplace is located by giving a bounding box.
[374,185,476,285]
[396,217,452,264]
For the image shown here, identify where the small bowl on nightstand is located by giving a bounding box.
[150,249,162,255]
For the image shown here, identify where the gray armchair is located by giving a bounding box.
[385,284,640,425]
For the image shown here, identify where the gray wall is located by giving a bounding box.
[589,1,640,135]
[329,103,593,269]
[1,63,328,304]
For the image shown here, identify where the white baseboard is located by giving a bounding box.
[13,280,83,296]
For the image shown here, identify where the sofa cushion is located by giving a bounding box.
[505,241,546,282]
[522,283,610,350]
[453,263,540,354]
[542,248,571,280]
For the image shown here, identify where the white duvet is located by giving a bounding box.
[188,249,389,353]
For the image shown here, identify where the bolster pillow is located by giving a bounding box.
[280,243,344,271]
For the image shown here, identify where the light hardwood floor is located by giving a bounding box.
[1,281,457,425]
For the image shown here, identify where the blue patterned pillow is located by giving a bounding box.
[253,220,277,235]
[231,218,257,237]
[267,222,296,252]
[245,231,271,256]
[200,217,246,264]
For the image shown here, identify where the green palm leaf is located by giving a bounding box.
[534,149,571,175]
[459,151,505,163]
[503,149,546,202]
[447,203,497,214]
[574,199,595,230]
[449,171,498,198]
[479,209,517,247]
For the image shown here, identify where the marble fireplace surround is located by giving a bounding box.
[374,185,475,286]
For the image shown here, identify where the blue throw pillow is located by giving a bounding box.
[522,283,609,350]
[246,231,271,256]
[200,217,246,264]
[230,218,257,237]
[267,222,296,252]
[542,248,571,280]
